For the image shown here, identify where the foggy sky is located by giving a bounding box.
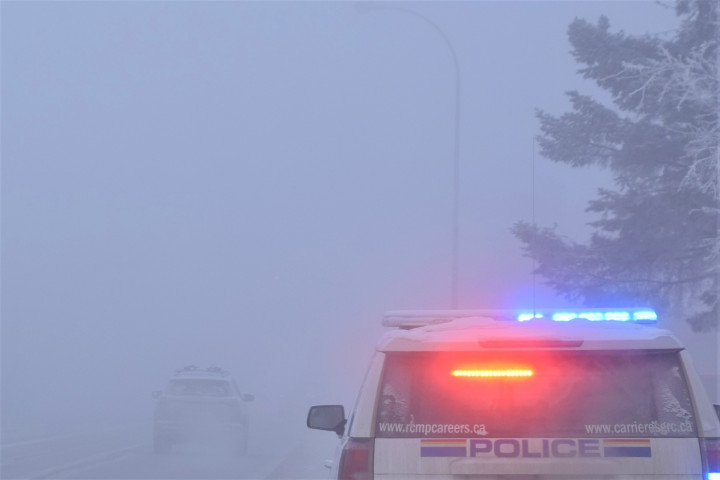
[5,0,711,440]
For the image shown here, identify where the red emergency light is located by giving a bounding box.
[451,369,534,378]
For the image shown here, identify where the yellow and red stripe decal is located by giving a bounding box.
[420,439,467,446]
[602,439,651,447]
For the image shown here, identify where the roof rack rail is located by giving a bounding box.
[383,310,517,329]
[174,365,230,377]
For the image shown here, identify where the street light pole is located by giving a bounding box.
[358,4,461,308]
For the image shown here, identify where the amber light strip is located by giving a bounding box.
[451,369,534,377]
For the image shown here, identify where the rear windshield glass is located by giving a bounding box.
[166,379,231,397]
[376,350,696,438]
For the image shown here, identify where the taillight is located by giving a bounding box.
[700,437,720,479]
[338,438,374,480]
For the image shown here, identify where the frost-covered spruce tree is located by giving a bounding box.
[513,0,718,331]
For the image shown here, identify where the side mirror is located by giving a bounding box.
[307,405,346,437]
[714,404,719,420]
[152,391,163,399]
[243,393,255,402]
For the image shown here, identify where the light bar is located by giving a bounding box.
[452,369,534,378]
[516,309,657,323]
[383,310,517,329]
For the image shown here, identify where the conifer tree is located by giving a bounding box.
[513,0,718,331]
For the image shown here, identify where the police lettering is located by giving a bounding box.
[468,438,601,458]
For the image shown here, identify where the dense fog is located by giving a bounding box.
[3,1,717,479]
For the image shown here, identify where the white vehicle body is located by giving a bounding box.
[308,310,720,479]
[153,366,253,454]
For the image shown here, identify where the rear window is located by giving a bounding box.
[166,379,231,397]
[376,350,697,438]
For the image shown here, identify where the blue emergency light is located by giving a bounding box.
[517,309,658,323]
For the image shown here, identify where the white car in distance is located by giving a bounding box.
[153,366,254,454]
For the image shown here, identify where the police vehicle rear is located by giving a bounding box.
[308,309,720,479]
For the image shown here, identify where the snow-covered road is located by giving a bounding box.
[2,422,337,480]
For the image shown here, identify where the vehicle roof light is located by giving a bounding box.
[633,311,658,321]
[605,311,630,321]
[516,309,657,324]
[517,313,543,322]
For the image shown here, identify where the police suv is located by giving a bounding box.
[308,309,720,479]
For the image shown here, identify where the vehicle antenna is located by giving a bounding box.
[532,136,537,317]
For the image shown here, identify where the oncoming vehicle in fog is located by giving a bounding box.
[308,309,720,479]
[153,365,254,454]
